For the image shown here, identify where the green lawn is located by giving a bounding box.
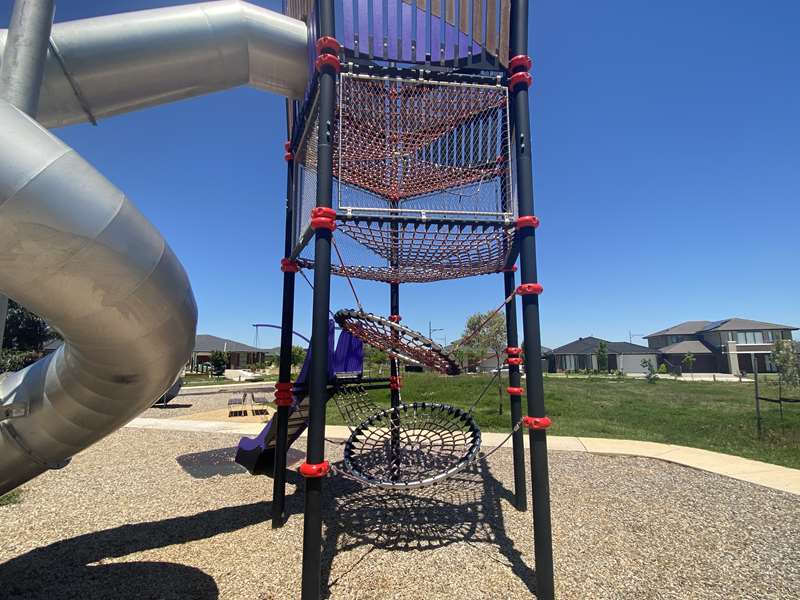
[0,489,22,506]
[325,372,800,469]
[182,376,267,387]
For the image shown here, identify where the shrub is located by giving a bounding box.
[209,351,228,376]
[641,358,658,383]
[657,363,668,375]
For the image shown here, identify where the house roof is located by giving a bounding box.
[644,321,711,338]
[551,337,656,355]
[659,340,714,355]
[194,334,274,354]
[646,318,798,338]
[699,318,798,332]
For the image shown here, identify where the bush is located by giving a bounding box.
[657,363,668,375]
[641,358,658,384]
[0,350,42,374]
[209,351,228,376]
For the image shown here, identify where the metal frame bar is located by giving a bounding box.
[509,0,556,596]
[301,0,337,597]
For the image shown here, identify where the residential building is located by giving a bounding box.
[548,337,659,374]
[644,318,797,374]
[190,334,278,370]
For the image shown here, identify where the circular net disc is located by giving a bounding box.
[334,309,461,375]
[343,402,482,489]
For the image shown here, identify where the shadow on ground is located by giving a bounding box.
[319,458,538,598]
[0,501,274,599]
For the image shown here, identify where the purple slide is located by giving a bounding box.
[235,321,363,475]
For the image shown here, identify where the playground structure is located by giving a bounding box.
[0,1,554,599]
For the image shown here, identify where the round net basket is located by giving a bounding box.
[342,402,482,489]
[334,309,461,375]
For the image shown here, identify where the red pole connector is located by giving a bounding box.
[299,461,330,478]
[522,416,553,430]
[506,346,523,356]
[502,264,518,273]
[274,381,294,407]
[284,140,294,162]
[506,357,524,366]
[280,257,300,273]
[315,53,341,74]
[315,36,342,55]
[388,314,402,323]
[310,207,337,231]
[508,71,532,90]
[507,386,524,396]
[389,375,403,390]
[515,215,540,230]
[516,283,544,296]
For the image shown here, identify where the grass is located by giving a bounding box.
[325,372,800,469]
[182,375,267,387]
[0,489,22,506]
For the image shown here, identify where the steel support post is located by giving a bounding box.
[271,106,297,528]
[300,0,336,597]
[504,270,528,511]
[0,0,55,350]
[510,0,556,597]
[389,282,401,479]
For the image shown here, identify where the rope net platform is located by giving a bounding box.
[342,403,482,489]
[292,71,515,284]
[334,309,461,375]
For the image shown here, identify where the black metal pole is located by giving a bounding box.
[301,1,336,597]
[510,0,556,598]
[271,103,297,529]
[389,282,401,480]
[503,269,528,511]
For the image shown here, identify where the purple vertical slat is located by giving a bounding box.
[343,0,354,50]
[358,0,370,57]
[402,1,414,61]
[373,0,384,58]
[418,1,427,60]
[387,0,398,60]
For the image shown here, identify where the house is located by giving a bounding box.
[548,337,658,374]
[190,334,278,370]
[644,318,797,374]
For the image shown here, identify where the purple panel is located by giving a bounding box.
[343,0,354,49]
[358,0,370,56]
[430,12,441,61]
[401,2,413,61]
[387,0,398,59]
[373,0,384,57]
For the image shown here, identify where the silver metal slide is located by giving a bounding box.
[0,1,309,495]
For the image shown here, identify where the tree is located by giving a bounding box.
[210,350,228,376]
[641,358,657,383]
[773,339,800,388]
[290,345,307,367]
[3,299,58,352]
[596,341,609,372]
[463,310,507,414]
[682,352,696,375]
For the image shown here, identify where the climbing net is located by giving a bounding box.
[342,403,482,488]
[334,309,461,375]
[292,72,516,284]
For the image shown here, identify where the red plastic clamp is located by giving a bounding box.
[310,207,337,231]
[274,381,294,407]
[284,151,294,162]
[315,53,341,74]
[508,71,532,90]
[515,215,540,230]
[507,386,524,395]
[502,264,518,273]
[508,54,533,73]
[390,375,403,390]
[516,283,544,296]
[522,415,552,430]
[284,140,294,162]
[316,36,342,55]
[389,314,402,323]
[280,257,300,273]
[299,461,330,478]
[506,357,524,366]
[506,346,522,356]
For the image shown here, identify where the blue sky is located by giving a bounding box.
[4,0,799,350]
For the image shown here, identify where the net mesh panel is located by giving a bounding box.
[335,309,461,375]
[332,383,383,427]
[343,402,482,488]
[293,72,515,283]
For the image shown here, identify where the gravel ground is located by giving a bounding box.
[1,427,798,600]
[143,388,275,419]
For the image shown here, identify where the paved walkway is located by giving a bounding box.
[126,417,800,496]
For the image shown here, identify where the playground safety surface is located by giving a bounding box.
[1,427,798,599]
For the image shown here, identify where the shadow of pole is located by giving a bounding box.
[1,501,274,599]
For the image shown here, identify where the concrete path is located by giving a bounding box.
[178,381,276,395]
[125,417,800,496]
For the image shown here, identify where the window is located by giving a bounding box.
[736,331,766,344]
